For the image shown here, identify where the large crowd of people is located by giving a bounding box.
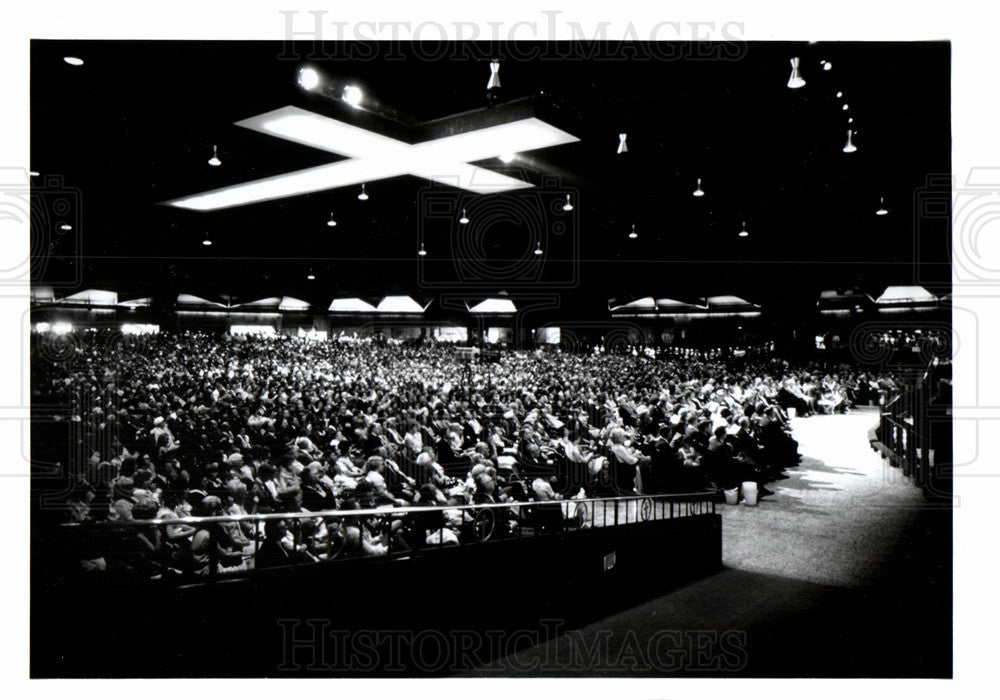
[32,330,899,579]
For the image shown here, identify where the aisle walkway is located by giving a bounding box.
[465,408,951,677]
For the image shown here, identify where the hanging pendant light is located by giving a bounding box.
[842,129,857,153]
[628,224,638,239]
[562,194,574,212]
[617,133,628,154]
[459,209,469,225]
[787,57,806,89]
[693,178,705,197]
[487,61,501,90]
[307,272,316,280]
[534,241,543,255]
[208,145,221,167]
[357,183,369,201]
[418,243,427,257]
[202,239,212,246]
[738,221,749,238]
[326,212,337,227]
[876,196,889,216]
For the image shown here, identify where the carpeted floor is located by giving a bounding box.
[464,408,952,677]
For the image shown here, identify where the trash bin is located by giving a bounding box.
[787,407,797,419]
[723,487,739,505]
[742,481,759,506]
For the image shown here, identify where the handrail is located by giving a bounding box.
[61,491,717,529]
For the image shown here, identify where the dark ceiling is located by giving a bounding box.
[30,40,951,314]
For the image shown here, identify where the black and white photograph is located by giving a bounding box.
[3,1,997,692]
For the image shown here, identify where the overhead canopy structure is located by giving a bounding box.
[328,297,378,313]
[702,295,759,309]
[278,296,311,312]
[238,297,283,309]
[61,289,118,306]
[117,297,153,309]
[375,296,428,314]
[32,287,55,303]
[176,293,226,308]
[609,297,657,313]
[875,286,938,305]
[468,297,517,314]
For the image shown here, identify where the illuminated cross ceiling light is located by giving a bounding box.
[165,106,579,211]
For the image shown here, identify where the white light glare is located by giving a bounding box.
[51,322,74,334]
[342,85,363,108]
[208,145,222,167]
[738,221,749,237]
[326,212,337,227]
[787,57,806,89]
[876,197,889,216]
[693,178,705,197]
[202,239,212,246]
[617,133,629,154]
[459,209,469,225]
[357,183,369,201]
[629,224,638,239]
[298,67,321,90]
[63,57,84,66]
[499,152,516,163]
[59,224,72,231]
[562,194,574,211]
[418,243,427,257]
[534,242,543,255]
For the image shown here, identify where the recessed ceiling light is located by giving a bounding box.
[823,61,833,71]
[63,56,84,66]
[29,170,39,177]
[202,239,212,246]
[58,224,72,231]
[842,104,849,111]
[836,91,843,98]
[307,273,316,280]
